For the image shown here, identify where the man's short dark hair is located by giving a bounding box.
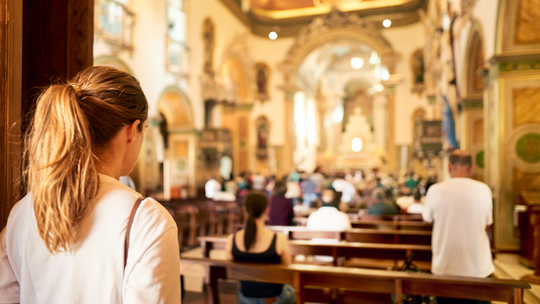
[449,150,472,167]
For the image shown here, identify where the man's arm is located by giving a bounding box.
[422,188,435,224]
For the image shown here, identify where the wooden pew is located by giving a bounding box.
[181,257,530,304]
[294,216,432,230]
[263,226,432,245]
[350,219,432,231]
[198,236,432,267]
[349,214,424,221]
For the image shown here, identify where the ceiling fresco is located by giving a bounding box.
[222,0,427,37]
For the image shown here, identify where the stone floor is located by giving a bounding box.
[494,253,540,304]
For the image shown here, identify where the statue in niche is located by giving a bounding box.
[411,49,425,94]
[256,117,269,159]
[203,18,215,76]
[254,63,270,102]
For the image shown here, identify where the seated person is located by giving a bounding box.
[300,176,318,207]
[367,188,398,215]
[306,187,351,231]
[405,188,425,214]
[205,177,222,199]
[268,181,294,226]
[225,192,295,304]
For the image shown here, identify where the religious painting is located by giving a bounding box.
[254,62,270,102]
[256,116,269,159]
[203,18,215,76]
[410,48,425,94]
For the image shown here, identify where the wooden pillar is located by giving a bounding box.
[0,0,93,229]
[0,0,23,229]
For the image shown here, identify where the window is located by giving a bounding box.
[95,0,135,52]
[166,0,188,77]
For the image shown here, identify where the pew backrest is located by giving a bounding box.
[181,257,530,304]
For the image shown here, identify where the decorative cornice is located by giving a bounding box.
[460,95,484,110]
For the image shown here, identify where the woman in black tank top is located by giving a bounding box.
[225,192,296,304]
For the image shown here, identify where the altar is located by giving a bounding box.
[335,108,384,170]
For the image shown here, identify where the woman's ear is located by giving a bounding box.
[126,120,141,143]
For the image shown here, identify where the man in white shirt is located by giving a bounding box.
[422,150,493,304]
[306,188,351,231]
[205,177,222,199]
[332,175,356,204]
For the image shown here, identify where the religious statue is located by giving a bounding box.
[254,62,270,102]
[256,116,269,159]
[203,18,215,76]
[411,49,425,94]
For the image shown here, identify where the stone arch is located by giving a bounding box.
[157,86,193,129]
[464,22,485,96]
[93,56,134,75]
[281,11,400,85]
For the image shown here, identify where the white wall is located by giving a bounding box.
[186,0,247,130]
[94,0,190,120]
[382,22,431,146]
[248,35,295,147]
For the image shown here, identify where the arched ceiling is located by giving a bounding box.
[219,0,428,37]
[296,40,380,91]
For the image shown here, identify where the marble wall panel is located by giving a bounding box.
[473,119,484,144]
[512,87,540,129]
[515,0,540,45]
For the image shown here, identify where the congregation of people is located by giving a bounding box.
[205,167,436,227]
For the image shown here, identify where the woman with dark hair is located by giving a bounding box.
[268,181,294,226]
[225,192,295,304]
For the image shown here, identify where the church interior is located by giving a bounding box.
[3,0,540,303]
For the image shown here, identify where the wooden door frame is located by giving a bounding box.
[0,0,23,230]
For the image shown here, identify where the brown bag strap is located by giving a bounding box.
[124,197,145,270]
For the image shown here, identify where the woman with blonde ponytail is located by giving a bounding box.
[225,192,295,304]
[0,66,180,304]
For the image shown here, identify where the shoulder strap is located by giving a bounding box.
[124,197,145,270]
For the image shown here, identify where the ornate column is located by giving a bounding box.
[386,87,397,174]
[373,92,388,152]
[283,88,296,175]
[485,0,540,251]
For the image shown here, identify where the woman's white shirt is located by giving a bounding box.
[0,174,181,304]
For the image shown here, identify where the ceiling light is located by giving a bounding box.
[268,31,278,40]
[381,69,390,81]
[383,19,392,28]
[352,137,363,152]
[369,51,378,64]
[350,57,364,70]
[375,84,384,92]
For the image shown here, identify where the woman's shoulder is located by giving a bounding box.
[6,193,34,228]
[134,197,177,231]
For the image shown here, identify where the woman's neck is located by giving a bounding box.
[254,217,266,229]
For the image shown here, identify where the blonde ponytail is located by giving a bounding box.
[24,66,148,253]
[26,85,98,253]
